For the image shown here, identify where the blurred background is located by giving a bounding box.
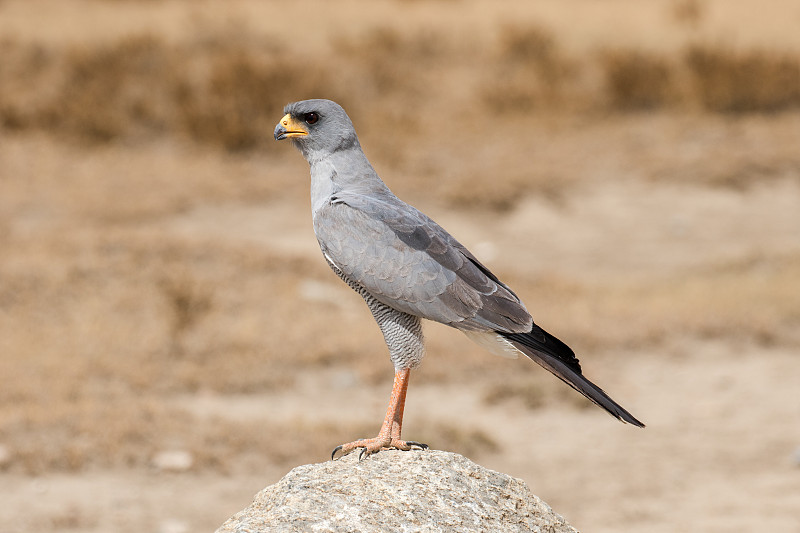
[1,0,799,531]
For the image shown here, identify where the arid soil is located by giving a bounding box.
[1,1,799,532]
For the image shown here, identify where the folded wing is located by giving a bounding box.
[313,192,532,334]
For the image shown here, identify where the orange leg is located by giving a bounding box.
[332,368,428,460]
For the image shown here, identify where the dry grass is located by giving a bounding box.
[481,24,577,113]
[176,49,334,151]
[601,50,675,110]
[3,18,800,151]
[685,44,800,113]
[333,26,449,94]
[0,34,334,150]
[600,44,800,113]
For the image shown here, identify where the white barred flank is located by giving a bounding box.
[325,257,425,370]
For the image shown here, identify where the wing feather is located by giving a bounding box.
[314,192,532,332]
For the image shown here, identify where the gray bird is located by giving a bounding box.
[274,99,644,459]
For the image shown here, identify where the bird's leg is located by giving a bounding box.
[331,368,428,460]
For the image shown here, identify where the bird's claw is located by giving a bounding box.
[330,438,429,461]
[331,445,343,461]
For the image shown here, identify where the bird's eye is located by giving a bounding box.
[304,112,319,125]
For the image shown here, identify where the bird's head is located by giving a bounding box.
[274,99,360,161]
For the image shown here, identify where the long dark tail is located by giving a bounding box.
[501,325,645,427]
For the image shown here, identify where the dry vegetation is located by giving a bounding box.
[0,20,800,151]
[1,1,799,532]
[2,16,800,152]
[0,34,333,149]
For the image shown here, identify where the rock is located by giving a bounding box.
[216,450,578,533]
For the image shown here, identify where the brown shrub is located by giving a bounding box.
[335,26,448,63]
[4,27,800,153]
[685,45,800,113]
[332,26,447,99]
[176,50,330,151]
[42,35,173,142]
[0,40,59,130]
[0,35,179,143]
[482,25,575,113]
[601,50,675,110]
[0,34,334,150]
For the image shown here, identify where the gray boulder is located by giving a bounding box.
[216,450,578,533]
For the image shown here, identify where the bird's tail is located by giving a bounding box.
[500,325,645,427]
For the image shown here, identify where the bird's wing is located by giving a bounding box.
[313,192,532,333]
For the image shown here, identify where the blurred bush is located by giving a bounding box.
[685,45,800,113]
[176,51,329,151]
[601,50,675,110]
[481,25,576,113]
[48,36,171,142]
[2,29,800,150]
[0,34,333,150]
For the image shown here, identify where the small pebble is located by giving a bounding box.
[159,519,189,533]
[153,450,194,472]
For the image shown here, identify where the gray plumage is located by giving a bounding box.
[274,99,644,428]
[326,258,424,370]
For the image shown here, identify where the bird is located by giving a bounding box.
[274,99,644,459]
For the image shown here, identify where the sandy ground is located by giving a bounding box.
[2,339,799,533]
[1,1,800,532]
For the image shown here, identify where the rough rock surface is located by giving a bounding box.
[216,450,578,533]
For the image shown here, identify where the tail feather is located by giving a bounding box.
[501,326,645,428]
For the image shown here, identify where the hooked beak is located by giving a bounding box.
[274,114,308,141]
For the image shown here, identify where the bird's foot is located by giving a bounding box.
[331,436,428,460]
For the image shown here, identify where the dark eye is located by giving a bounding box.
[304,112,319,125]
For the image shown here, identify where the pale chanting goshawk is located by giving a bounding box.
[274,99,644,459]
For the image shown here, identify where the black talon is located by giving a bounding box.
[358,447,368,461]
[406,441,428,450]
[331,445,343,461]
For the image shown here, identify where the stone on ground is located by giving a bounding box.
[216,449,578,533]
